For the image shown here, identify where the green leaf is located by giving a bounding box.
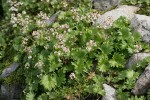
[97,55,110,72]
[132,32,141,42]
[119,27,130,39]
[112,17,129,29]
[41,75,57,91]
[97,64,108,72]
[100,44,113,55]
[0,36,5,46]
[56,69,66,86]
[38,93,48,100]
[120,40,128,49]
[126,70,134,79]
[52,22,59,28]
[109,60,118,67]
[109,53,125,68]
[48,54,62,72]
[58,11,65,20]
[50,0,58,5]
[72,61,84,74]
[13,36,23,51]
[26,92,35,100]
[127,47,134,54]
[118,71,126,81]
[71,49,87,60]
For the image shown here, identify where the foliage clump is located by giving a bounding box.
[0,0,150,99]
[125,0,150,15]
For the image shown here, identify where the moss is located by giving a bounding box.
[4,75,24,86]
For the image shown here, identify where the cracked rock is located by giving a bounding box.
[131,14,150,43]
[94,5,139,29]
[132,64,150,95]
[102,84,117,100]
[126,53,150,69]
[92,0,121,11]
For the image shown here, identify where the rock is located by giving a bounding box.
[11,84,23,99]
[132,64,150,95]
[0,83,23,100]
[126,53,150,69]
[102,84,117,100]
[45,11,60,25]
[0,84,10,100]
[1,63,19,78]
[95,5,139,29]
[131,14,150,43]
[92,0,121,11]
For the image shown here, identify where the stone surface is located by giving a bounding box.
[102,84,117,100]
[0,84,10,100]
[131,14,150,43]
[126,53,150,69]
[95,5,139,29]
[92,0,121,11]
[45,11,60,25]
[0,83,23,100]
[132,64,150,95]
[1,63,19,78]
[11,84,23,99]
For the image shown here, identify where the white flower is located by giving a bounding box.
[9,6,18,11]
[28,56,32,59]
[86,40,97,51]
[12,24,17,27]
[69,73,76,79]
[46,0,49,2]
[44,45,49,50]
[34,61,44,69]
[22,11,26,14]
[25,62,30,69]
[134,44,142,53]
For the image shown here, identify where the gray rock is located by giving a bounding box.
[95,5,139,29]
[131,14,150,43]
[126,53,150,69]
[0,83,23,100]
[132,64,150,95]
[102,84,117,100]
[0,84,10,99]
[11,84,23,99]
[93,0,121,11]
[1,63,19,78]
[45,11,60,25]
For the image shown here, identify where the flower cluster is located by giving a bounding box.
[47,23,71,56]
[70,8,81,22]
[86,40,97,52]
[55,24,71,34]
[59,24,70,30]
[32,30,42,39]
[8,0,23,12]
[70,7,101,23]
[22,37,32,54]
[36,11,49,27]
[62,0,68,8]
[41,0,50,2]
[24,47,32,54]
[86,12,101,23]
[9,0,30,31]
[54,33,70,55]
[134,44,142,53]
[34,60,44,70]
